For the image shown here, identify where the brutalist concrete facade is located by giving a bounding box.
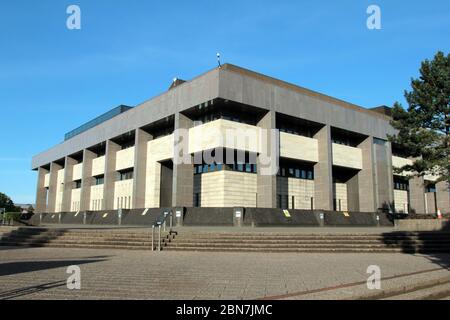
[32,64,450,215]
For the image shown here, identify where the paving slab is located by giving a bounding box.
[1,247,450,300]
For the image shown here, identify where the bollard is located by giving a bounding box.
[169,212,173,229]
[118,209,122,226]
[83,212,87,225]
[319,212,325,227]
[151,225,155,251]
[158,225,162,251]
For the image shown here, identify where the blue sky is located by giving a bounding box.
[0,0,449,204]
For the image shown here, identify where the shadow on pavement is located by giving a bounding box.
[381,220,450,269]
[0,257,108,277]
[0,227,67,251]
[0,280,67,300]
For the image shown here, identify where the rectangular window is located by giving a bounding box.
[301,170,307,179]
[119,169,133,181]
[74,180,82,189]
[193,193,201,207]
[95,175,104,185]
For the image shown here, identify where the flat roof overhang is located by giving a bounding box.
[32,64,396,170]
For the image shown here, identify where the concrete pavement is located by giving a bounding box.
[1,246,450,300]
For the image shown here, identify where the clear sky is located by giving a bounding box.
[0,0,449,204]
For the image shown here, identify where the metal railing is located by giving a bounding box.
[151,210,175,251]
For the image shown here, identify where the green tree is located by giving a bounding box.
[389,51,450,183]
[0,192,21,212]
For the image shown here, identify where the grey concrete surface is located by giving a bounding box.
[1,246,449,300]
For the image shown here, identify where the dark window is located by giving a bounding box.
[119,169,133,181]
[193,193,201,207]
[95,175,104,185]
[74,180,82,189]
[277,163,314,180]
[393,177,409,191]
[426,184,436,193]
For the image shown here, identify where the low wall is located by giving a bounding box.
[27,208,394,228]
[394,219,450,232]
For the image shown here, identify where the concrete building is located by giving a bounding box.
[31,64,450,215]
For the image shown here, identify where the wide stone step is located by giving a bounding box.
[162,246,449,253]
[163,242,450,249]
[382,282,450,300]
[1,239,153,246]
[164,238,450,245]
[174,235,450,241]
[3,234,157,242]
[7,231,155,237]
[0,242,151,250]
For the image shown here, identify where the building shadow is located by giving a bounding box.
[380,220,450,269]
[0,257,108,277]
[0,227,67,251]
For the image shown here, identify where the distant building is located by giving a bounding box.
[16,204,35,214]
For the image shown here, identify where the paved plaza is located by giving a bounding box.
[1,245,450,300]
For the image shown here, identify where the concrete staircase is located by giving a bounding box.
[2,227,450,253]
[0,227,173,250]
[162,231,450,253]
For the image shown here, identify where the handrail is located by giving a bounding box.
[151,210,174,251]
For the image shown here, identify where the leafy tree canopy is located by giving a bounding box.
[0,192,21,212]
[389,51,450,183]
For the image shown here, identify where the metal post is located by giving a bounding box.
[158,225,161,251]
[151,225,155,251]
[169,212,173,229]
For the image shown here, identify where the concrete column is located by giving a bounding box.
[172,113,194,207]
[35,167,49,213]
[373,139,394,211]
[104,140,120,210]
[62,157,77,212]
[409,176,426,214]
[80,149,96,211]
[436,181,450,214]
[47,162,62,213]
[133,129,152,209]
[346,174,359,212]
[257,111,278,208]
[313,125,333,210]
[357,137,377,212]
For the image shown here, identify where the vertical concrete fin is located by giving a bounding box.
[133,129,152,209]
[62,157,78,212]
[47,162,62,213]
[104,140,121,210]
[409,176,426,214]
[357,136,377,212]
[313,125,333,210]
[373,139,394,212]
[172,113,194,207]
[80,149,96,211]
[35,167,49,213]
[257,110,277,208]
[436,181,450,214]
